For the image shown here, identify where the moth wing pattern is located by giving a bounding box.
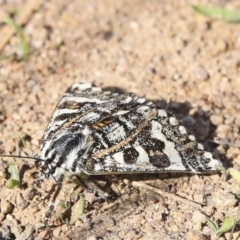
[84,105,220,175]
[40,81,221,180]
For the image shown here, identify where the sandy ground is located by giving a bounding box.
[0,0,240,239]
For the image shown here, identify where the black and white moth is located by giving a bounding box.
[36,81,221,181]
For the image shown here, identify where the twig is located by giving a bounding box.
[132,181,203,209]
[0,0,42,52]
[209,139,240,148]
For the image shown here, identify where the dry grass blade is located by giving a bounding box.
[0,0,42,53]
[192,5,240,23]
[132,181,203,209]
[3,17,29,61]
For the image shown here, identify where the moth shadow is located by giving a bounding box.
[85,170,219,201]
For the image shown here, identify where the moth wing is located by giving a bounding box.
[41,81,147,148]
[82,107,221,175]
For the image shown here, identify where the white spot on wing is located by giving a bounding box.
[169,117,178,126]
[120,96,132,104]
[188,135,196,141]
[158,110,167,117]
[137,98,146,104]
[53,108,79,118]
[119,116,135,129]
[112,151,125,164]
[71,82,92,90]
[94,133,109,148]
[114,110,130,116]
[206,157,221,170]
[78,112,100,122]
[179,126,187,135]
[203,151,212,158]
[41,140,53,158]
[135,146,149,163]
[91,87,102,92]
[136,106,150,115]
[107,125,126,142]
[150,120,189,171]
[197,143,204,150]
[94,163,103,172]
[59,96,106,106]
[82,126,91,136]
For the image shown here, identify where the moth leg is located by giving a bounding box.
[44,183,62,226]
[75,175,119,200]
[36,183,62,233]
[74,175,107,200]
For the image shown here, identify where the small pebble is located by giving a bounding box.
[0,212,5,221]
[212,190,237,210]
[1,200,14,214]
[225,232,240,240]
[37,228,51,239]
[186,231,205,240]
[202,226,210,234]
[23,188,36,201]
[123,178,131,186]
[171,224,179,232]
[53,226,61,238]
[216,124,231,138]
[194,65,209,81]
[210,115,223,125]
[226,147,240,160]
[192,210,206,224]
[87,236,98,240]
[60,237,70,240]
[16,193,28,210]
[61,224,69,233]
[18,226,34,240]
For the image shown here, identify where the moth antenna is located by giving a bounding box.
[0,154,44,162]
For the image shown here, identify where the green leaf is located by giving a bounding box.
[73,178,81,187]
[59,200,67,209]
[60,201,72,222]
[8,8,20,15]
[7,162,20,188]
[14,131,26,148]
[217,216,234,237]
[0,54,14,61]
[3,17,30,60]
[70,194,85,225]
[192,5,240,23]
[228,168,240,183]
[206,217,219,234]
[6,179,20,188]
[78,193,85,216]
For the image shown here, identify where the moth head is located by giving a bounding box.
[40,129,92,181]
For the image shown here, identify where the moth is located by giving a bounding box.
[0,81,222,228]
[36,81,221,181]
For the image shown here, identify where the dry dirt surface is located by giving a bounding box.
[0,0,240,239]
